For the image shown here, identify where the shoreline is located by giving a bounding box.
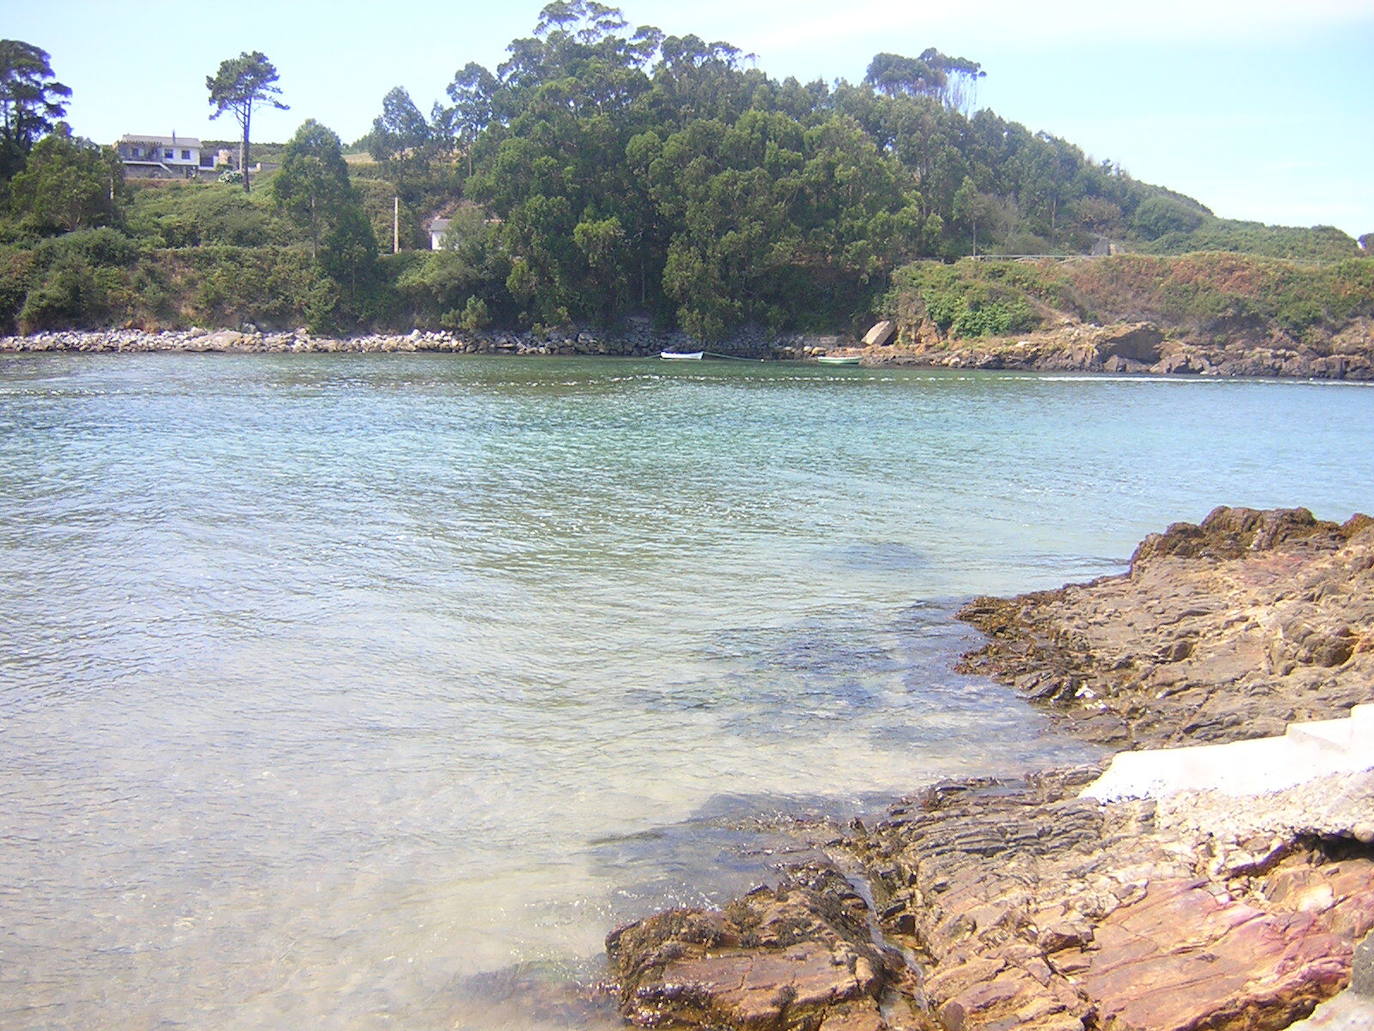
[604,507,1374,1030]
[3,324,1373,381]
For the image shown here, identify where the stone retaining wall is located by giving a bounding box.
[0,326,854,360]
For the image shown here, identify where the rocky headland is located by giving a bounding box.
[818,319,1374,380]
[869,252,1374,381]
[604,507,1374,1030]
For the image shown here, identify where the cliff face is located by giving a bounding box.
[605,508,1374,1031]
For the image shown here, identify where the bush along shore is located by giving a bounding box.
[603,508,1374,1031]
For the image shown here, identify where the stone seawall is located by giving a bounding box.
[0,326,842,359]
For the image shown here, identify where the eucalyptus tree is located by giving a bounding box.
[274,120,368,257]
[0,40,71,180]
[206,51,287,193]
[368,86,431,164]
[864,49,984,113]
[439,62,498,175]
[274,120,377,312]
[919,48,986,114]
[864,52,944,99]
[365,85,446,207]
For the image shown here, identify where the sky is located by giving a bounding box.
[5,0,1372,236]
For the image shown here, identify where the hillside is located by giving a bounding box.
[867,253,1374,378]
[1,2,1369,340]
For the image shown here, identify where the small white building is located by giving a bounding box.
[427,217,452,250]
[116,134,216,178]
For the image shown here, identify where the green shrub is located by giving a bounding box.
[439,295,490,331]
[0,246,38,331]
[32,227,139,268]
[19,259,93,331]
[889,250,1374,344]
[889,259,1047,337]
[124,182,281,248]
[1131,195,1206,240]
[1140,220,1359,261]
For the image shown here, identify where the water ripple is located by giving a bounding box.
[2,353,1372,1030]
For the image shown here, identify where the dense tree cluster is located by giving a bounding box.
[272,120,377,309]
[0,5,1365,339]
[356,0,1253,335]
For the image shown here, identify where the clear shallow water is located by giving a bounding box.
[1,354,1371,1030]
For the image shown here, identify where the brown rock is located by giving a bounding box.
[606,864,915,1029]
[1095,323,1164,364]
[957,507,1374,748]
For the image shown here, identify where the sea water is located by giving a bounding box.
[2,354,1371,1029]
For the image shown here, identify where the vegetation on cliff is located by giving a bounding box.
[891,252,1374,346]
[0,5,1369,338]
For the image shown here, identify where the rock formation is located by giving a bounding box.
[866,320,1374,380]
[957,506,1374,748]
[605,508,1374,1031]
[608,864,912,1030]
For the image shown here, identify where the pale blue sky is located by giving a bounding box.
[6,0,1372,236]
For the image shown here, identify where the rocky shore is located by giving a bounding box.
[0,323,789,358]
[849,320,1374,380]
[5,320,1374,380]
[0,326,664,357]
[605,507,1374,1030]
[958,506,1374,749]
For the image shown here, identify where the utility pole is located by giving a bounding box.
[393,196,399,254]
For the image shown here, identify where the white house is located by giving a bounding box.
[116,134,216,178]
[427,217,452,250]
[427,204,497,249]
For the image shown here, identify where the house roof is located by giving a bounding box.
[118,134,204,148]
[428,218,452,232]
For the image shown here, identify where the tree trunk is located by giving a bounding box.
[240,108,251,194]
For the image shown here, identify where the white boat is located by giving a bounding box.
[660,350,705,360]
[816,354,862,365]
